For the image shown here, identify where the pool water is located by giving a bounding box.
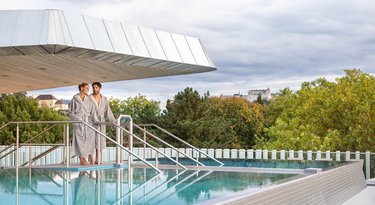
[150,158,341,169]
[0,167,302,205]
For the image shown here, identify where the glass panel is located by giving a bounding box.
[171,33,196,64]
[122,24,150,57]
[186,36,211,66]
[103,20,132,55]
[83,15,113,52]
[139,27,166,59]
[156,30,182,62]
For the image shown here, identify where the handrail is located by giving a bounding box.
[21,145,62,166]
[4,121,162,173]
[137,124,224,166]
[133,124,205,166]
[0,122,10,131]
[0,124,59,160]
[99,122,187,170]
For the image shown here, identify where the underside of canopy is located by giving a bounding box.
[0,9,216,94]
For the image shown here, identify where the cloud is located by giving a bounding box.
[3,0,375,107]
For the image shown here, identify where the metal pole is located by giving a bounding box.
[129,118,133,164]
[16,123,19,205]
[143,127,146,160]
[28,139,32,167]
[116,118,121,165]
[66,123,69,168]
[98,126,101,165]
[62,124,66,164]
[365,151,370,180]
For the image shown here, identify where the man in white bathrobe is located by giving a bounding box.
[90,82,116,164]
[69,83,98,165]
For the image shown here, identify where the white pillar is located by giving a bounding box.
[307,150,312,160]
[289,150,294,159]
[255,149,262,159]
[365,151,370,180]
[223,149,230,159]
[215,149,223,159]
[335,151,341,161]
[325,150,331,160]
[239,149,245,159]
[280,150,285,160]
[247,149,254,159]
[355,151,360,160]
[298,150,304,160]
[263,150,268,159]
[316,151,322,160]
[271,150,277,160]
[345,151,351,161]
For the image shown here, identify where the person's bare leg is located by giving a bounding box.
[89,155,94,165]
[79,157,88,165]
[95,149,101,164]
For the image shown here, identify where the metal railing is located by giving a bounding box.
[0,120,162,173]
[99,122,187,170]
[136,124,224,167]
[133,124,205,166]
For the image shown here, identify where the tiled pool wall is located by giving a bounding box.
[211,160,366,205]
[0,146,373,178]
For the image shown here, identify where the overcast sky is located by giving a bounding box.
[3,0,375,107]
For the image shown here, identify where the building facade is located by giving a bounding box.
[36,95,69,111]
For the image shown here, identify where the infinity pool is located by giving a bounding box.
[0,167,303,205]
[148,158,341,169]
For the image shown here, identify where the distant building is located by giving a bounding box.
[36,94,69,111]
[219,88,273,103]
[245,88,272,102]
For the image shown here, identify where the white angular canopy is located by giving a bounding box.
[0,9,216,94]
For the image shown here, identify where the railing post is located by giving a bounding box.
[355,151,360,160]
[298,150,303,160]
[116,118,121,165]
[335,151,341,161]
[66,123,69,168]
[345,151,351,161]
[263,150,268,159]
[316,151,321,160]
[16,123,19,168]
[255,149,262,159]
[215,149,222,159]
[271,150,277,160]
[247,149,254,159]
[280,150,285,160]
[365,151,370,180]
[143,126,146,160]
[289,150,294,159]
[325,150,331,160]
[129,119,133,164]
[307,150,312,160]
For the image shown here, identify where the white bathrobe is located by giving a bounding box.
[90,94,116,150]
[68,94,97,158]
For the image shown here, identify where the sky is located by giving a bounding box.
[2,0,375,107]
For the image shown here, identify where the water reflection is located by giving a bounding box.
[0,167,300,205]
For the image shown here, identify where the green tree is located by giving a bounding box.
[109,94,161,124]
[255,69,375,151]
[161,88,265,148]
[0,93,67,145]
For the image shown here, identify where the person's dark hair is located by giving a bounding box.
[78,83,89,91]
[92,82,102,88]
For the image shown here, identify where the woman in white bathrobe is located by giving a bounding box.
[69,83,98,165]
[90,82,116,164]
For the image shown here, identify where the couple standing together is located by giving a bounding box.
[68,82,116,165]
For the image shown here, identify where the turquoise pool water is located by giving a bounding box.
[0,167,302,205]
[149,158,341,169]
